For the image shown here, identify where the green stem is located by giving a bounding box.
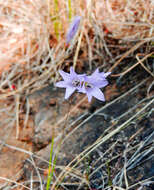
[68,0,72,21]
[46,137,55,190]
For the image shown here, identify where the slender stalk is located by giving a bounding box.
[68,0,72,21]
[46,137,55,190]
[54,0,60,39]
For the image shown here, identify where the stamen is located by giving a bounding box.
[85,82,93,89]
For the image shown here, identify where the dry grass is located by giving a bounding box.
[0,0,153,94]
[0,0,51,71]
[95,0,154,41]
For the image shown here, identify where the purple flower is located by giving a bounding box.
[79,74,109,102]
[66,16,81,44]
[55,67,85,99]
[55,67,110,102]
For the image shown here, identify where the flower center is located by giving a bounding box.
[72,79,93,89]
[72,79,80,87]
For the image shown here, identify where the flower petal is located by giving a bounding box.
[87,76,108,88]
[91,69,111,79]
[95,79,108,88]
[87,92,93,102]
[103,72,111,78]
[55,81,67,88]
[70,66,76,76]
[66,16,81,44]
[91,88,105,101]
[65,87,76,99]
[59,70,70,81]
[91,68,99,77]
